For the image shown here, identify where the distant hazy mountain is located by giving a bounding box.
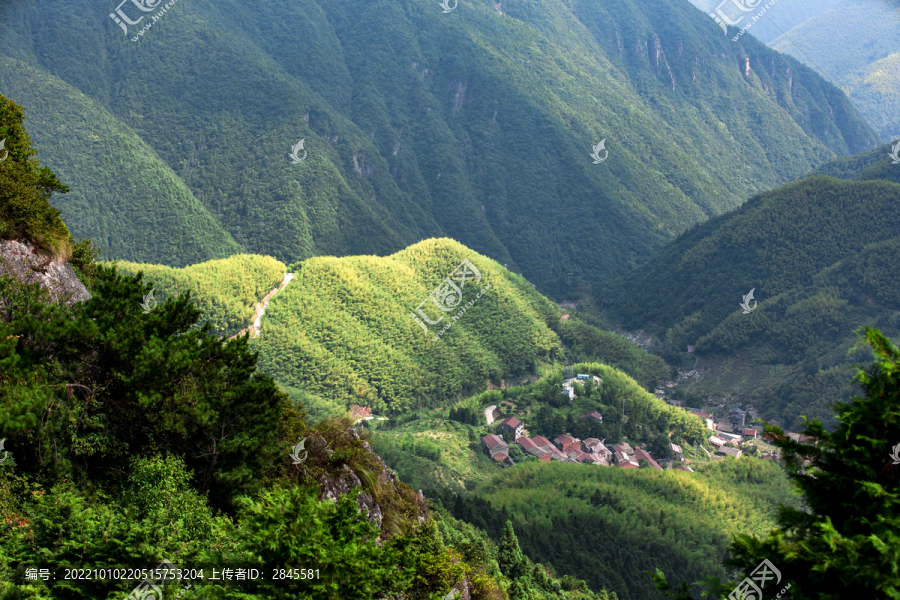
[0,0,876,290]
[685,0,843,44]
[769,0,900,142]
[596,143,900,429]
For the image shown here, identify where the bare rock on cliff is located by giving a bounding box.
[0,240,90,305]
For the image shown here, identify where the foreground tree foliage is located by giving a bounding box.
[652,326,900,599]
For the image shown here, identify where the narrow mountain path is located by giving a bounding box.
[230,272,294,339]
[485,405,497,425]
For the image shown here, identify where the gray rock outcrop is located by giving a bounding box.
[0,240,90,305]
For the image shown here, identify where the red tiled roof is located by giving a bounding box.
[633,448,662,470]
[517,437,537,451]
[499,416,522,428]
[582,412,603,421]
[538,453,552,462]
[743,429,757,437]
[482,434,507,449]
[531,436,554,449]
[554,434,576,445]
[492,453,508,462]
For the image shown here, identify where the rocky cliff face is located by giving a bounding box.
[0,239,90,304]
[314,426,428,534]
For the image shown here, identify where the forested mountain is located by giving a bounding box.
[768,0,900,142]
[439,458,799,600]
[1,101,617,600]
[596,147,900,429]
[0,0,877,291]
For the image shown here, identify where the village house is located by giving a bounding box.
[553,434,579,453]
[728,408,746,427]
[481,434,508,461]
[549,449,570,462]
[516,446,551,462]
[531,436,556,452]
[743,428,757,439]
[498,416,524,439]
[612,442,634,455]
[633,447,662,470]
[568,448,592,463]
[658,458,673,469]
[717,431,742,444]
[582,411,604,423]
[616,452,639,468]
[670,443,683,461]
[586,452,610,466]
[516,436,537,453]
[716,446,743,459]
[583,438,612,458]
[708,435,727,447]
[527,446,553,462]
[691,410,715,431]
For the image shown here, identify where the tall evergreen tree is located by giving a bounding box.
[498,520,528,581]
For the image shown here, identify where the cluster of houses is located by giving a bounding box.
[481,414,693,472]
[684,406,816,460]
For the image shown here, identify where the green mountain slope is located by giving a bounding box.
[115,238,673,420]
[443,457,799,600]
[596,169,900,429]
[0,0,878,292]
[113,254,286,337]
[0,72,242,268]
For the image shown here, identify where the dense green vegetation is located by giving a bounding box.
[597,173,900,429]
[103,238,669,420]
[653,327,900,599]
[0,0,877,291]
[0,116,620,600]
[0,94,72,258]
[0,258,622,600]
[113,254,287,337]
[435,457,799,600]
